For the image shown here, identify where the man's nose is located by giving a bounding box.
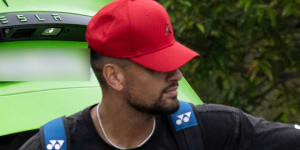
[167,69,183,82]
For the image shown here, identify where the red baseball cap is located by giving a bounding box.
[86,0,199,72]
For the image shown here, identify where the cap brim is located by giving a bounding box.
[130,42,199,72]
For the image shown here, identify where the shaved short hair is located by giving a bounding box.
[90,49,131,89]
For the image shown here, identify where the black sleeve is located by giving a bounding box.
[19,133,42,150]
[195,104,300,150]
[242,112,300,150]
[195,104,253,150]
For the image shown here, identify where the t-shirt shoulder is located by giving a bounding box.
[18,133,42,150]
[192,104,252,150]
[19,105,96,150]
[195,103,242,114]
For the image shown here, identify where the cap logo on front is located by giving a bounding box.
[165,23,172,36]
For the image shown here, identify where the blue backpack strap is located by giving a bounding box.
[168,101,205,150]
[39,117,69,150]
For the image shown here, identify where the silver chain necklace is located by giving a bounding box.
[96,103,156,150]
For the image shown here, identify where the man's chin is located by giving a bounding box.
[130,98,180,115]
[161,103,180,115]
[150,98,180,115]
[163,97,179,110]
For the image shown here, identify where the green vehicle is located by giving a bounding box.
[0,0,202,149]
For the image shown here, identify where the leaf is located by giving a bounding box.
[256,9,265,23]
[228,84,236,100]
[214,6,224,17]
[270,0,278,7]
[256,4,269,9]
[260,60,273,81]
[262,67,274,81]
[188,21,195,28]
[282,3,293,17]
[266,52,280,61]
[250,68,259,82]
[247,63,259,76]
[223,78,230,89]
[267,9,277,27]
[244,0,252,12]
[161,0,173,9]
[190,61,199,74]
[236,0,244,8]
[196,23,205,33]
[178,0,192,7]
[204,19,213,34]
[249,60,259,82]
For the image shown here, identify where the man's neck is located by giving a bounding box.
[90,94,155,149]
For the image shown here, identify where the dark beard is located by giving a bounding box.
[126,87,179,115]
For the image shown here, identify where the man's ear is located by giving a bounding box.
[102,64,125,91]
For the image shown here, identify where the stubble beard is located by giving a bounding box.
[125,86,180,115]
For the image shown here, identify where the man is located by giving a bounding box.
[20,0,300,150]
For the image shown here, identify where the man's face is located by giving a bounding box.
[123,62,182,115]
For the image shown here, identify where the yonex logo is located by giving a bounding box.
[170,101,198,131]
[295,124,300,130]
[47,140,64,150]
[176,112,192,125]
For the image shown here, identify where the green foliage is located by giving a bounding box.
[158,0,300,123]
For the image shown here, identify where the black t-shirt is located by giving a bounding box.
[19,104,179,150]
[19,104,300,150]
